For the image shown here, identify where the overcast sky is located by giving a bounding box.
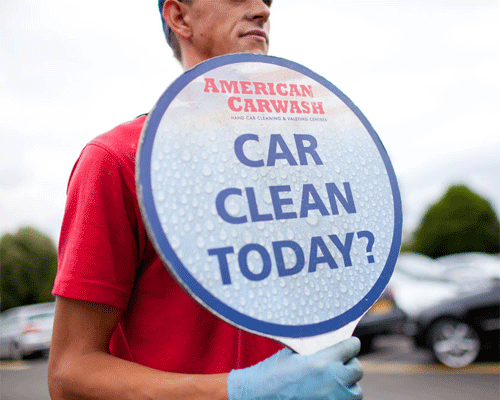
[1,0,499,244]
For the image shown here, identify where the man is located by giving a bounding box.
[48,1,364,399]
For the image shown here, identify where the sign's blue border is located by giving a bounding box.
[136,53,403,338]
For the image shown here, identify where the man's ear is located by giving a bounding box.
[162,0,192,40]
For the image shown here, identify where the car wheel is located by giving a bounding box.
[429,318,481,368]
[9,342,23,361]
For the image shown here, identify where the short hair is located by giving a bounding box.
[158,0,194,62]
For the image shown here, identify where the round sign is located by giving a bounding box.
[137,54,402,351]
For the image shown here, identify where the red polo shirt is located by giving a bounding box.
[53,115,283,373]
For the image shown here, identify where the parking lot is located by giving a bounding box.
[1,335,499,400]
[2,253,498,399]
[361,335,500,400]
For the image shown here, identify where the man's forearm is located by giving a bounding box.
[48,351,229,400]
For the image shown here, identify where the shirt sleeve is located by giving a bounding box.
[53,142,142,310]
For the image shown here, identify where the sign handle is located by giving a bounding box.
[280,316,362,355]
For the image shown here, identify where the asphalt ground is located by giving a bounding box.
[1,335,499,400]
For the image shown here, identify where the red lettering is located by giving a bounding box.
[256,99,272,113]
[267,83,277,96]
[301,101,311,114]
[270,100,288,113]
[204,78,220,93]
[240,81,253,95]
[244,98,258,113]
[221,80,240,94]
[312,102,325,115]
[253,82,269,95]
[289,84,301,97]
[204,79,314,99]
[301,85,313,98]
[228,97,243,112]
[290,101,302,114]
[276,83,288,96]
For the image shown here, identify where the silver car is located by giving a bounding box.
[0,302,55,360]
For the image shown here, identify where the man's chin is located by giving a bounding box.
[238,45,268,55]
[250,48,268,55]
[214,45,268,58]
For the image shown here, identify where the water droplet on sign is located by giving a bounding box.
[202,165,212,177]
[306,213,319,227]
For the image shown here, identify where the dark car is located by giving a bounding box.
[354,288,406,353]
[411,283,500,368]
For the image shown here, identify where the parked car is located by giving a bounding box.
[353,252,452,353]
[388,253,463,319]
[437,252,500,293]
[411,284,500,368]
[0,302,55,360]
[354,288,406,353]
[437,252,500,276]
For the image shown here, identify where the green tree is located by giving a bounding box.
[409,185,500,258]
[0,227,58,311]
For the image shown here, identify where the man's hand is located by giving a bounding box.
[227,337,363,400]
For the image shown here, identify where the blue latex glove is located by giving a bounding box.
[227,337,363,400]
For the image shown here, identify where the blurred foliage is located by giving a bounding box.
[0,227,57,312]
[404,185,500,258]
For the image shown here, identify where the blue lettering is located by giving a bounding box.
[325,182,357,215]
[207,231,373,285]
[234,133,324,167]
[269,185,297,220]
[294,134,323,165]
[234,133,264,167]
[208,247,234,285]
[300,184,330,218]
[329,233,354,267]
[357,230,376,264]
[216,188,247,224]
[273,240,305,277]
[309,236,338,272]
[238,244,272,281]
[267,134,298,166]
[246,187,273,222]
